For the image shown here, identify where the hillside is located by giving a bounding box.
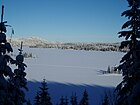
[8,37,127,52]
[8,37,48,47]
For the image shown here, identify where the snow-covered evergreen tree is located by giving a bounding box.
[9,41,28,104]
[115,0,140,105]
[79,90,88,105]
[0,2,28,105]
[39,79,52,105]
[0,3,13,105]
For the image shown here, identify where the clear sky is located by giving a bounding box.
[3,0,128,42]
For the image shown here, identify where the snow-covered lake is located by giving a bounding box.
[13,48,124,104]
[22,48,123,86]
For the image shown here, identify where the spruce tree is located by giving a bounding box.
[0,2,28,105]
[0,1,27,105]
[107,66,111,73]
[59,96,68,105]
[70,93,78,105]
[115,0,140,105]
[79,90,88,105]
[0,3,13,105]
[65,96,68,105]
[27,99,32,105]
[102,93,109,105]
[59,96,65,105]
[34,92,40,105]
[39,79,52,105]
[10,41,28,104]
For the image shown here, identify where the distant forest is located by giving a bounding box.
[9,38,128,52]
[29,42,128,52]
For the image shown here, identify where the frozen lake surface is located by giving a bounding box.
[12,48,124,104]
[22,48,123,86]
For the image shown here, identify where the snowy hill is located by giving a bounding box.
[9,37,124,52]
[8,37,48,47]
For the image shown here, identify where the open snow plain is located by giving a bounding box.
[14,48,124,104]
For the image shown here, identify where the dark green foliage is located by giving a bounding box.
[65,97,68,105]
[27,99,32,105]
[34,79,52,105]
[79,90,88,105]
[23,52,33,58]
[34,92,40,105]
[0,3,28,105]
[107,66,111,73]
[115,0,140,105]
[59,96,65,105]
[102,94,109,105]
[59,96,68,105]
[39,79,52,105]
[70,93,78,105]
[8,42,28,105]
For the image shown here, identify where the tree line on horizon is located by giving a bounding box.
[29,42,128,52]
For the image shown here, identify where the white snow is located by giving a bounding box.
[23,48,123,86]
[13,48,124,104]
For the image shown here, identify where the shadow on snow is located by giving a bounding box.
[25,81,115,105]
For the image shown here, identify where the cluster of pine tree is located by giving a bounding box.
[33,79,89,105]
[57,90,88,105]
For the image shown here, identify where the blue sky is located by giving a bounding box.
[3,0,128,42]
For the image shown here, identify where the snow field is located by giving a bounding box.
[23,48,123,86]
[12,48,124,104]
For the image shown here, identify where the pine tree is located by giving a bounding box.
[34,91,40,105]
[115,0,140,105]
[107,66,111,73]
[27,99,32,105]
[59,96,68,105]
[102,93,109,105]
[39,79,52,105]
[0,2,28,105]
[79,90,89,105]
[59,96,65,105]
[65,96,68,105]
[10,41,28,104]
[0,3,13,105]
[70,93,78,105]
